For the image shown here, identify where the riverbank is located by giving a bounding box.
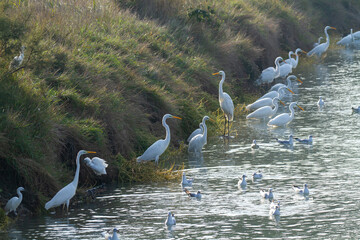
[0,0,359,218]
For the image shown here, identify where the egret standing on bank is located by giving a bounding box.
[213,71,234,137]
[5,187,25,216]
[137,114,181,164]
[45,150,96,212]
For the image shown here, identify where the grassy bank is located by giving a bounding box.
[0,0,359,216]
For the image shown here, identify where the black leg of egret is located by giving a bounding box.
[223,114,226,137]
[227,119,230,137]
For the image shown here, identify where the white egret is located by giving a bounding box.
[279,59,293,78]
[84,157,108,175]
[268,102,304,127]
[252,171,262,179]
[213,71,234,137]
[184,188,202,199]
[313,36,323,47]
[337,29,354,46]
[260,188,274,199]
[260,86,294,100]
[238,175,247,188]
[181,172,193,186]
[307,26,336,57]
[269,205,280,216]
[246,98,274,112]
[270,75,302,92]
[283,49,307,68]
[246,97,283,120]
[5,187,25,216]
[137,114,181,164]
[257,57,283,84]
[292,184,309,195]
[275,135,293,146]
[188,116,210,153]
[45,150,96,211]
[251,140,259,149]
[295,135,313,144]
[102,228,119,240]
[317,96,324,107]
[9,46,25,70]
[353,29,360,40]
[187,123,204,143]
[165,211,176,226]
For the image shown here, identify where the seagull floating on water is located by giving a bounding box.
[238,175,247,188]
[260,188,274,199]
[295,135,313,144]
[251,140,259,149]
[165,211,176,226]
[102,228,119,240]
[292,184,309,195]
[269,205,280,216]
[252,171,263,179]
[181,172,193,186]
[270,199,281,210]
[184,188,202,199]
[275,135,293,146]
[352,106,360,113]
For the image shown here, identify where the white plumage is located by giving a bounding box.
[283,48,306,68]
[270,75,301,92]
[165,211,176,226]
[278,60,293,78]
[307,26,336,57]
[9,46,25,70]
[268,102,304,127]
[246,98,274,112]
[252,171,262,179]
[84,157,108,175]
[313,36,323,48]
[251,140,259,149]
[246,97,282,120]
[269,205,280,216]
[137,114,181,164]
[295,135,313,144]
[238,174,247,188]
[337,29,354,46]
[317,96,324,107]
[260,188,274,199]
[213,71,234,137]
[187,123,204,143]
[275,135,293,146]
[102,228,119,240]
[257,57,283,84]
[5,187,25,216]
[188,116,210,153]
[45,150,96,211]
[181,172,193,186]
[292,184,309,195]
[260,86,293,101]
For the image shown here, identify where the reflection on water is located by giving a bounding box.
[3,48,360,239]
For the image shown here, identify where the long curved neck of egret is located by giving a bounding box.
[202,120,208,140]
[289,104,295,119]
[325,27,330,44]
[288,51,292,60]
[163,116,171,148]
[272,99,279,114]
[274,58,281,77]
[73,151,82,189]
[219,73,225,100]
[286,78,292,88]
[17,189,23,203]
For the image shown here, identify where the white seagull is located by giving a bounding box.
[317,96,324,107]
[352,106,360,113]
[5,187,25,216]
[251,140,259,149]
[165,211,176,226]
[252,171,263,179]
[181,172,193,186]
[84,157,108,175]
[260,188,274,199]
[275,135,293,146]
[269,205,280,216]
[295,135,313,144]
[270,199,281,210]
[184,188,202,199]
[292,184,309,195]
[102,228,119,240]
[238,174,247,188]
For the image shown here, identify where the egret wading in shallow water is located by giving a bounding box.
[337,29,354,46]
[246,97,284,121]
[268,102,304,127]
[213,71,234,137]
[279,55,293,78]
[45,150,96,212]
[84,157,108,175]
[260,86,294,101]
[187,123,204,143]
[270,75,303,93]
[188,116,211,153]
[257,57,283,85]
[9,46,25,70]
[137,114,181,164]
[307,26,336,57]
[283,49,307,69]
[5,187,25,216]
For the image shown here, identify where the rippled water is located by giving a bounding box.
[4,48,360,239]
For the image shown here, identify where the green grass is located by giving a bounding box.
[0,0,359,216]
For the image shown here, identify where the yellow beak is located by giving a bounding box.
[287,88,294,94]
[279,100,285,106]
[172,116,182,119]
[302,50,308,54]
[87,151,96,154]
[297,104,305,111]
[331,27,336,30]
[212,72,220,75]
[209,118,216,122]
[297,78,303,84]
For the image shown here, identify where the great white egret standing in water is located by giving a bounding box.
[213,71,234,137]
[307,26,336,57]
[5,187,25,215]
[270,75,302,92]
[283,49,307,68]
[337,29,354,46]
[45,150,96,212]
[268,102,304,127]
[246,97,284,120]
[137,114,181,164]
[257,57,283,84]
[9,46,25,70]
[188,116,210,152]
[187,123,204,143]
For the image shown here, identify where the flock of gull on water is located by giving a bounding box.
[4,26,360,239]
